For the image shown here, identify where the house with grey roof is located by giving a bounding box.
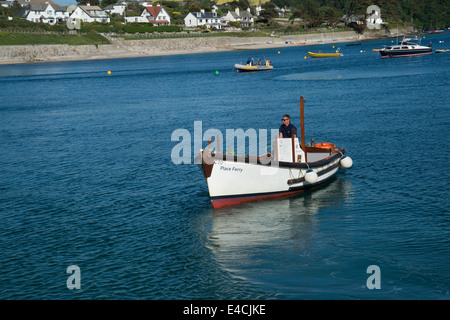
[222,7,254,27]
[69,3,110,23]
[184,9,224,30]
[15,1,68,24]
[103,1,126,16]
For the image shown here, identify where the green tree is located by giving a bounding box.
[77,0,100,6]
[101,0,116,8]
[229,0,251,11]
[289,10,302,24]
[8,0,22,16]
[318,6,341,26]
[300,0,321,28]
[259,2,279,22]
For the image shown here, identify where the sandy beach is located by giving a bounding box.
[0,29,393,65]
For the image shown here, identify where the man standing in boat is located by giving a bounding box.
[279,114,297,138]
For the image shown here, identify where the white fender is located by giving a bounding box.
[305,169,318,184]
[340,156,353,169]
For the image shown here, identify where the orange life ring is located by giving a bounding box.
[315,142,335,149]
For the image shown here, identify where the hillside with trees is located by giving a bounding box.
[0,0,448,35]
[270,0,448,31]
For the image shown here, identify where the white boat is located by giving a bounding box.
[197,97,353,209]
[234,57,273,72]
[379,36,432,58]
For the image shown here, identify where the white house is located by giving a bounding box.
[222,8,254,27]
[184,9,223,29]
[103,1,126,16]
[16,1,68,24]
[125,3,170,25]
[69,4,110,23]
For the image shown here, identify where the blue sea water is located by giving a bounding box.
[0,33,449,300]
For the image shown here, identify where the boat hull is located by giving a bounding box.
[379,48,432,58]
[199,149,344,208]
[307,52,342,58]
[234,64,273,72]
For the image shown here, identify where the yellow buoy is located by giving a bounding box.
[107,71,111,75]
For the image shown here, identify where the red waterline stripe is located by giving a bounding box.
[211,190,304,209]
[382,52,432,58]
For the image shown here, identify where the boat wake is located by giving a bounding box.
[276,69,426,81]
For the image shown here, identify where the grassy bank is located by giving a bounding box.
[0,31,110,46]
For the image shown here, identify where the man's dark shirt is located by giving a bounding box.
[279,123,297,138]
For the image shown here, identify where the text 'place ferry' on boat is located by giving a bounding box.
[379,36,432,58]
[196,97,353,209]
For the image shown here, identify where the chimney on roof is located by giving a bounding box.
[235,8,240,15]
[87,1,90,6]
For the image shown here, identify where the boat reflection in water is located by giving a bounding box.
[204,177,353,283]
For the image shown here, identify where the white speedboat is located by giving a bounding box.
[379,36,432,58]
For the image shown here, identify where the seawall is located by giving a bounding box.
[0,30,389,64]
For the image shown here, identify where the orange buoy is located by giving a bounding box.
[315,142,335,149]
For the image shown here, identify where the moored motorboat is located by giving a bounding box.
[307,48,342,58]
[234,57,273,72]
[197,97,352,208]
[379,36,432,58]
[435,48,449,53]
